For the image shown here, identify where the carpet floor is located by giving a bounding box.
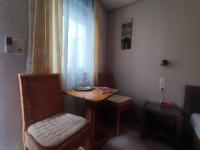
[78,124,190,150]
[102,130,172,150]
[98,122,176,150]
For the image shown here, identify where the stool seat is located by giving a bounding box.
[28,113,88,147]
[108,95,131,103]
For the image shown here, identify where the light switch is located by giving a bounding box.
[160,77,166,91]
[14,39,25,55]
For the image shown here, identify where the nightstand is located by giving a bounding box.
[141,101,183,145]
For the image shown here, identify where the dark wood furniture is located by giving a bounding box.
[184,85,200,150]
[63,89,114,150]
[19,74,91,150]
[142,101,183,145]
[97,73,133,135]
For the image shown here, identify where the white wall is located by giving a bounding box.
[106,0,200,117]
[0,0,28,149]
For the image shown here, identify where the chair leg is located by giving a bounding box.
[116,110,120,135]
[83,127,91,150]
[84,136,91,150]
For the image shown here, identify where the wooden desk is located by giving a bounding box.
[66,89,113,103]
[63,89,113,149]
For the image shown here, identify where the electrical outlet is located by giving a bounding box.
[160,77,166,91]
[14,39,25,55]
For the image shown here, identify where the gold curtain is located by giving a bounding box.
[27,0,104,81]
[94,0,104,85]
[27,0,63,73]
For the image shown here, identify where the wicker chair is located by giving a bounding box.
[98,73,133,135]
[18,73,90,150]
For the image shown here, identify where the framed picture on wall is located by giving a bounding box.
[121,18,133,50]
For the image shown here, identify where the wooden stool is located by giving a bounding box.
[105,95,133,135]
[97,73,134,135]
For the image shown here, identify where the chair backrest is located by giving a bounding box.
[97,73,115,88]
[18,73,64,131]
[184,85,200,119]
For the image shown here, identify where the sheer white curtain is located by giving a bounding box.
[63,0,94,89]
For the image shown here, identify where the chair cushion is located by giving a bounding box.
[112,89,119,93]
[28,113,88,147]
[107,94,131,103]
[191,113,200,139]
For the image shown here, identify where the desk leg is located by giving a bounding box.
[85,102,106,150]
[85,102,96,150]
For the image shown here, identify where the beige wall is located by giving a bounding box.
[0,0,28,149]
[106,0,200,117]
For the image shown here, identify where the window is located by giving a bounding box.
[63,0,94,88]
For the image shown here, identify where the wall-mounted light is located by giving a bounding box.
[160,59,170,67]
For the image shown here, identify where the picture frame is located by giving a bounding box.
[121,18,133,50]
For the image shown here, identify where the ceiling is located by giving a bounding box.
[100,0,139,11]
